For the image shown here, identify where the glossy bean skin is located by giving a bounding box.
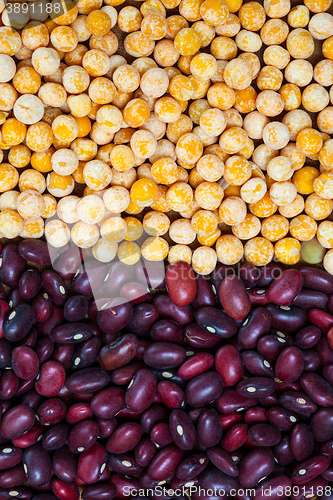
[177,353,214,380]
[143,342,186,369]
[150,423,172,448]
[51,344,74,368]
[290,423,314,461]
[110,361,144,386]
[35,360,65,397]
[221,424,248,452]
[110,473,141,499]
[51,478,79,500]
[166,262,197,308]
[106,422,142,454]
[125,369,157,413]
[0,464,26,488]
[315,336,333,368]
[107,453,142,475]
[97,299,133,334]
[265,304,307,332]
[81,484,117,500]
[8,289,28,309]
[291,454,330,485]
[42,422,69,450]
[37,398,66,425]
[99,334,138,371]
[311,407,333,442]
[308,308,333,334]
[176,454,208,480]
[66,368,110,394]
[185,371,223,407]
[191,275,215,310]
[135,260,166,290]
[300,372,333,406]
[266,269,303,306]
[242,351,274,378]
[244,407,267,424]
[257,332,293,361]
[135,436,157,467]
[127,304,159,337]
[19,270,42,300]
[207,448,238,477]
[65,403,93,425]
[237,377,276,398]
[248,289,271,307]
[302,349,320,372]
[35,338,54,364]
[211,264,234,293]
[150,320,183,345]
[148,445,183,481]
[266,406,298,431]
[77,442,108,484]
[200,465,240,495]
[254,475,292,500]
[41,270,67,306]
[68,420,99,453]
[239,262,260,289]
[11,346,39,380]
[0,370,18,400]
[3,304,35,342]
[294,289,328,310]
[185,323,221,348]
[169,410,196,450]
[237,308,271,349]
[0,245,26,288]
[140,405,169,433]
[0,488,34,500]
[23,444,52,488]
[0,446,23,470]
[72,260,108,297]
[295,326,321,349]
[90,387,125,419]
[103,262,134,296]
[215,345,243,387]
[301,267,333,293]
[70,336,100,372]
[196,307,237,339]
[217,388,257,413]
[238,448,274,488]
[0,405,35,439]
[0,302,11,341]
[37,305,64,338]
[275,347,304,382]
[291,477,328,500]
[96,417,116,439]
[274,435,295,465]
[279,391,317,416]
[18,240,51,266]
[247,423,281,446]
[64,296,89,322]
[51,322,93,344]
[120,282,152,306]
[153,295,194,327]
[52,446,77,482]
[257,262,285,287]
[53,245,83,280]
[158,381,185,409]
[219,275,251,320]
[321,437,333,457]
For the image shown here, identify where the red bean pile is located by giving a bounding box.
[1,239,333,500]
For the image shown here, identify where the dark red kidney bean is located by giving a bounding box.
[158,381,185,409]
[11,346,39,380]
[266,406,298,431]
[291,423,314,461]
[274,435,295,465]
[242,351,274,378]
[302,349,320,372]
[219,275,251,320]
[176,454,208,480]
[8,288,30,308]
[172,476,200,489]
[197,409,223,448]
[134,338,150,360]
[68,420,99,453]
[191,275,215,310]
[239,262,260,288]
[0,464,26,488]
[221,424,248,452]
[207,448,238,477]
[42,422,69,450]
[90,387,125,418]
[257,333,292,361]
[247,423,281,446]
[19,269,42,300]
[0,302,11,341]
[0,405,34,439]
[51,322,93,344]
[125,368,157,413]
[315,336,333,368]
[257,262,284,287]
[120,281,152,306]
[323,363,333,386]
[215,345,243,387]
[135,436,157,467]
[328,293,333,315]
[99,334,138,370]
[51,478,79,500]
[109,473,141,500]
[0,446,22,470]
[82,484,117,500]
[37,305,64,338]
[3,304,35,342]
[275,347,304,383]
[279,391,317,416]
[0,370,18,400]
[248,289,271,307]
[72,260,108,297]
[237,377,276,398]
[35,338,54,364]
[153,294,194,328]
[106,422,142,454]
[294,289,328,310]
[41,270,67,306]
[308,308,333,334]
[217,388,257,413]
[53,245,83,281]
[237,307,271,349]
[143,342,186,369]
[141,405,168,433]
[322,463,333,481]
[37,398,66,425]
[238,448,274,488]
[52,446,76,482]
[35,360,65,397]
[255,475,292,500]
[103,261,134,296]
[200,465,240,495]
[150,320,183,344]
[15,378,35,398]
[177,353,214,380]
[244,407,267,425]
[300,372,333,406]
[127,303,159,337]
[291,477,328,500]
[259,392,279,407]
[110,361,144,385]
[97,417,116,438]
[266,269,303,306]
[0,284,4,301]
[66,368,110,394]
[18,326,37,348]
[211,263,234,293]
[311,407,333,441]
[148,445,183,481]
[186,371,223,407]
[165,262,197,308]
[169,410,196,450]
[107,453,142,475]
[196,306,237,338]
[301,267,333,293]
[292,455,330,485]
[71,336,100,372]
[66,403,93,425]
[23,444,52,488]
[265,303,307,332]
[63,296,89,322]
[12,421,43,448]
[51,344,74,368]
[321,437,333,457]
[0,338,11,369]
[77,442,107,484]
[184,323,221,348]
[295,326,321,349]
[18,240,51,266]
[150,423,172,448]
[0,244,26,288]
[0,488,34,500]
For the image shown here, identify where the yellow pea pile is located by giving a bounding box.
[2,0,333,274]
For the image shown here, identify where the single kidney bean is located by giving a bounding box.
[82,484,117,500]
[19,269,42,300]
[77,442,108,484]
[157,381,185,409]
[12,421,43,448]
[177,353,214,380]
[68,420,99,453]
[237,377,276,398]
[275,347,304,382]
[186,371,223,407]
[3,304,35,342]
[244,408,267,425]
[51,478,79,500]
[35,360,65,397]
[52,446,76,482]
[23,444,52,488]
[221,424,248,453]
[71,336,101,372]
[265,304,307,332]
[42,270,67,306]
[239,262,260,288]
[248,289,271,307]
[135,436,157,467]
[106,422,142,454]
[51,344,74,368]
[141,405,169,433]
[166,262,197,308]
[103,261,134,296]
[217,388,257,413]
[291,423,314,462]
[153,295,194,327]
[99,334,138,371]
[266,269,303,306]
[37,305,64,338]
[191,275,215,310]
[291,455,330,485]
[215,345,243,387]
[11,346,39,380]
[0,464,26,488]
[35,337,54,364]
[302,349,320,372]
[18,326,37,348]
[266,406,298,431]
[197,409,222,448]
[90,387,125,419]
[110,361,144,386]
[125,369,157,413]
[0,370,18,400]
[294,289,328,310]
[311,407,333,442]
[97,417,116,439]
[18,240,51,266]
[97,299,133,334]
[107,453,142,476]
[219,275,251,320]
[200,465,240,495]
[301,267,333,293]
[66,368,110,394]
[308,308,333,334]
[185,323,221,348]
[120,282,152,306]
[259,392,279,407]
[0,405,34,439]
[210,263,234,293]
[315,336,333,368]
[127,303,159,337]
[150,320,183,344]
[255,475,292,500]
[300,372,333,406]
[0,244,26,288]
[0,446,22,470]
[237,308,271,349]
[150,423,173,448]
[196,306,237,338]
[238,448,274,488]
[42,422,69,450]
[52,245,83,281]
[242,351,274,378]
[37,398,66,425]
[110,473,141,500]
[279,391,317,416]
[66,403,93,425]
[148,445,183,481]
[72,260,108,297]
[176,454,208,480]
[274,435,295,466]
[169,410,196,450]
[207,448,238,477]
[64,295,89,323]
[51,322,93,344]
[295,326,321,349]
[143,342,186,369]
[247,423,281,447]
